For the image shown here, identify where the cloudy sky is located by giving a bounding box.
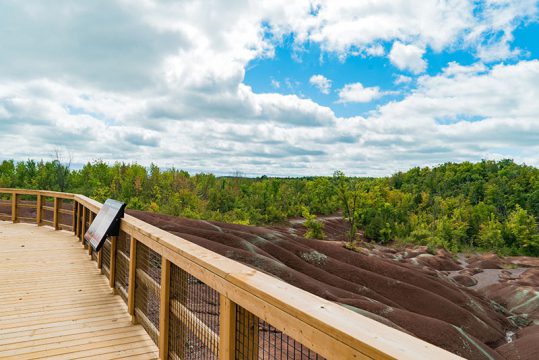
[1,0,538,176]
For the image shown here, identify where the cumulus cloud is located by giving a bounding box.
[0,1,538,176]
[394,75,413,85]
[337,83,385,103]
[389,42,427,74]
[309,74,332,94]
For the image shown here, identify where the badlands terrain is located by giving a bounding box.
[130,211,539,360]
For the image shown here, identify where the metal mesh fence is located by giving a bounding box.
[235,306,324,360]
[135,241,161,345]
[15,197,36,223]
[115,232,131,304]
[168,263,220,360]
[58,199,74,230]
[41,199,54,226]
[0,194,12,220]
[102,238,111,278]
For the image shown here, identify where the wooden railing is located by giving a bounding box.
[0,188,462,360]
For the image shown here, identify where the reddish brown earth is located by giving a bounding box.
[127,211,539,360]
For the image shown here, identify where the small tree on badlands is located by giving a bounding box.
[333,171,361,244]
[302,207,325,239]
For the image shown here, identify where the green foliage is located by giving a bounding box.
[302,207,325,239]
[477,214,504,251]
[1,158,538,256]
[506,205,539,254]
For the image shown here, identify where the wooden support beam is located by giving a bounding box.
[73,202,81,238]
[97,249,103,269]
[11,193,17,223]
[128,237,137,322]
[81,206,87,244]
[53,197,60,230]
[159,258,171,360]
[72,201,77,234]
[88,212,95,256]
[109,236,117,291]
[219,296,236,360]
[36,195,42,225]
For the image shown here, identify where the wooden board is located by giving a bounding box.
[0,221,159,360]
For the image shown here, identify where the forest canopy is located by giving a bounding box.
[1,158,538,255]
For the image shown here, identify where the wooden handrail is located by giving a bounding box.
[0,188,462,360]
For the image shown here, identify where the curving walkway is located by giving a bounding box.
[0,222,158,360]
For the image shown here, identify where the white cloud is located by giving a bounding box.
[394,75,413,85]
[309,74,332,94]
[365,44,385,56]
[0,1,538,176]
[442,61,487,77]
[389,42,427,74]
[337,83,384,103]
[271,79,280,89]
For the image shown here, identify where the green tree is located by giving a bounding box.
[302,207,325,239]
[478,214,504,250]
[506,205,539,254]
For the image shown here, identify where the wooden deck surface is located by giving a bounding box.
[0,221,158,360]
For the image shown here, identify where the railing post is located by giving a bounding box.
[11,192,17,223]
[128,237,137,323]
[159,258,171,360]
[72,201,77,235]
[97,249,103,269]
[53,197,59,230]
[81,206,87,244]
[219,296,237,360]
[75,203,80,237]
[109,235,117,291]
[36,194,42,225]
[88,212,94,256]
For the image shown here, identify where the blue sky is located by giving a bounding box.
[0,1,539,176]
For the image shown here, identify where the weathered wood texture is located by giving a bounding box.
[0,222,159,360]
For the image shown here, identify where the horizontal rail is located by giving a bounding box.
[0,188,461,360]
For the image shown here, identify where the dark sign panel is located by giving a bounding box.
[84,199,126,252]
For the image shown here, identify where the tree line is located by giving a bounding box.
[1,158,538,255]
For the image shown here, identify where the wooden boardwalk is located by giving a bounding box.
[0,222,158,360]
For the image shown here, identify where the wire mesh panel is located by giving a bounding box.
[135,241,161,345]
[58,199,74,230]
[235,306,324,360]
[115,231,131,304]
[16,196,37,223]
[41,198,54,226]
[102,238,111,278]
[0,194,12,220]
[168,263,220,360]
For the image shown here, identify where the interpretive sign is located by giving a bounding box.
[84,199,126,252]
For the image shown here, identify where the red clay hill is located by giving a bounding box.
[129,210,539,359]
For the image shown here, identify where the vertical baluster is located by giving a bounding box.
[75,203,81,237]
[109,235,117,291]
[11,192,17,223]
[36,194,42,225]
[53,197,59,230]
[219,296,237,360]
[128,237,137,323]
[159,258,171,360]
[81,206,87,244]
[72,201,77,234]
[88,212,94,256]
